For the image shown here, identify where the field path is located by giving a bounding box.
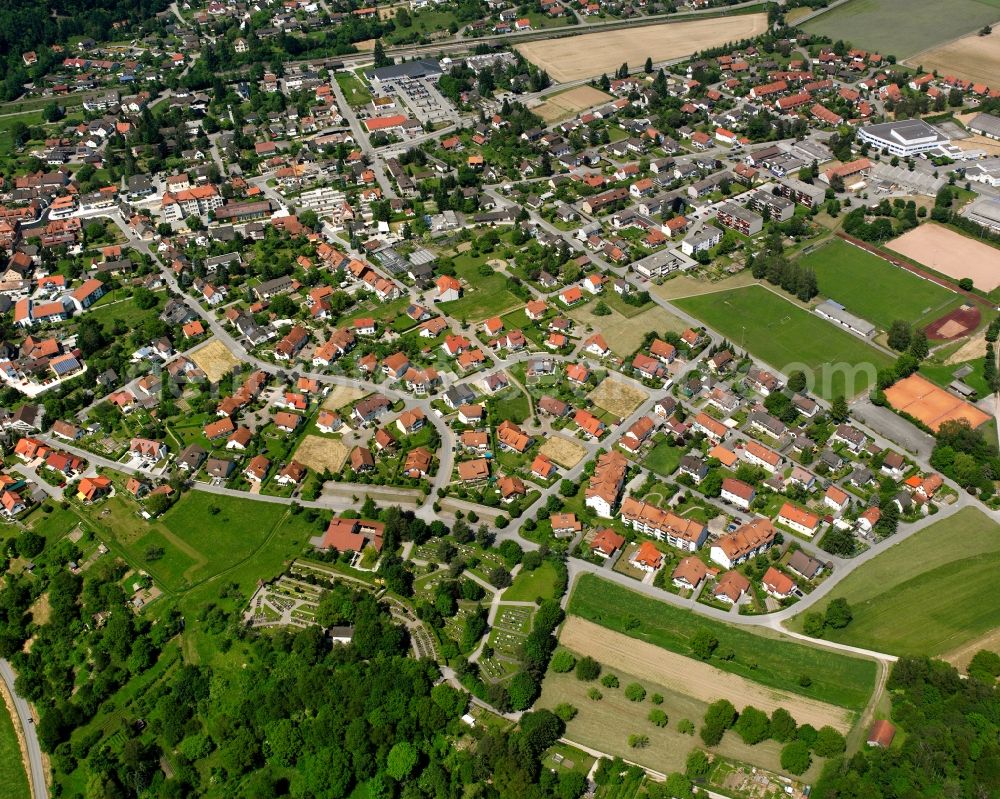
[560,616,854,732]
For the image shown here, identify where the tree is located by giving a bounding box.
[803,612,825,637]
[959,277,974,291]
[887,319,912,351]
[575,656,601,681]
[788,370,807,393]
[644,56,653,74]
[780,741,812,775]
[907,328,929,361]
[770,708,797,742]
[700,699,736,746]
[734,706,770,745]
[813,726,846,757]
[691,629,718,660]
[685,749,711,779]
[508,672,539,711]
[385,741,418,780]
[829,395,849,424]
[373,39,390,68]
[663,773,692,799]
[824,598,853,629]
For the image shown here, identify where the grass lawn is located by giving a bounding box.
[334,72,372,107]
[0,111,43,158]
[921,357,991,399]
[491,389,531,424]
[799,239,960,329]
[0,702,29,799]
[788,507,1000,657]
[674,285,893,399]
[643,439,683,476]
[439,256,523,323]
[802,0,1000,58]
[86,288,164,332]
[569,574,877,711]
[503,561,560,602]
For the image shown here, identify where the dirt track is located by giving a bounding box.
[516,15,768,82]
[560,616,854,732]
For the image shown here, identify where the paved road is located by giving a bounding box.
[0,660,46,799]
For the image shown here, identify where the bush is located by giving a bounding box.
[575,656,601,681]
[651,693,664,705]
[600,674,619,688]
[648,709,668,727]
[691,630,718,660]
[677,719,695,736]
[780,740,812,775]
[587,688,603,701]
[627,734,650,749]
[554,703,578,722]
[550,650,576,673]
[624,683,646,702]
[685,749,711,779]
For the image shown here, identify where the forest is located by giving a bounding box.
[0,0,171,100]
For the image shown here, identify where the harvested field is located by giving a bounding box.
[533,86,611,123]
[924,303,981,341]
[516,15,768,82]
[539,435,587,469]
[293,435,350,473]
[569,304,687,356]
[907,31,1000,86]
[322,385,367,410]
[942,627,1000,671]
[190,339,241,382]
[888,224,1000,291]
[589,378,648,418]
[560,617,853,732]
[883,373,990,431]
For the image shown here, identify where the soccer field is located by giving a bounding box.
[800,240,960,330]
[674,285,893,399]
[790,508,1000,657]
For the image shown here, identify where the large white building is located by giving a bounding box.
[857,119,949,157]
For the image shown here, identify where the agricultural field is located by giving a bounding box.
[561,617,853,731]
[790,508,1000,658]
[190,339,242,382]
[293,434,350,473]
[802,0,1000,58]
[588,378,648,419]
[888,224,1000,292]
[516,15,768,82]
[569,574,877,711]
[539,435,588,469]
[0,702,29,799]
[533,86,611,123]
[910,29,1000,84]
[800,239,960,329]
[674,285,894,399]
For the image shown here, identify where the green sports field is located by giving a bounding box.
[802,0,1000,58]
[569,574,877,711]
[674,285,894,399]
[800,240,960,330]
[790,507,1000,657]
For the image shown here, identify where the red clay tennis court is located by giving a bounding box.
[884,374,990,432]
